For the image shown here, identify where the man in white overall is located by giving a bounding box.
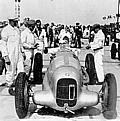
[86,24,105,83]
[21,20,36,74]
[1,17,24,86]
[21,20,47,84]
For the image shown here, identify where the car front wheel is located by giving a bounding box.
[15,72,30,119]
[102,73,117,119]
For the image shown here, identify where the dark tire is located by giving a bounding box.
[111,43,117,59]
[85,53,98,84]
[102,73,117,119]
[0,57,5,75]
[33,53,43,84]
[118,43,120,60]
[15,72,29,119]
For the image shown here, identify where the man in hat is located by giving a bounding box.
[86,24,105,84]
[0,17,24,86]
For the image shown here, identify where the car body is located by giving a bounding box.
[33,50,98,112]
[15,48,117,119]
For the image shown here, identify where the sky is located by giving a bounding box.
[0,0,118,25]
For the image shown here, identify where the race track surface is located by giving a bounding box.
[0,40,120,121]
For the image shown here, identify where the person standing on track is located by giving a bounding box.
[86,24,105,84]
[0,17,24,86]
[21,20,36,75]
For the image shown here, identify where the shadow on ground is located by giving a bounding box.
[30,106,101,119]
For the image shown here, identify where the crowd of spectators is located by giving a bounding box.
[0,18,92,49]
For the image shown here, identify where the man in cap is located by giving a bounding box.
[0,16,24,86]
[19,18,29,32]
[86,24,105,84]
[21,20,36,74]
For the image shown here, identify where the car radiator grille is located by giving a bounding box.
[56,78,77,107]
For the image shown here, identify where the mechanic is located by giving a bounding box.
[0,17,24,86]
[86,24,105,84]
[21,20,36,74]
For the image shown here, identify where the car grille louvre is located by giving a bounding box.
[56,78,77,107]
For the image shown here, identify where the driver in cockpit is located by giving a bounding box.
[48,36,81,58]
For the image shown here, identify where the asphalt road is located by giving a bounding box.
[0,41,120,121]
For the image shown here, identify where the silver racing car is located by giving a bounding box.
[14,48,117,119]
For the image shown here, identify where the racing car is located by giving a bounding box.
[14,47,117,119]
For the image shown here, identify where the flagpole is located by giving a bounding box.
[18,0,21,18]
[15,0,21,18]
[15,0,17,17]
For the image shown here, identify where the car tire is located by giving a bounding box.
[33,53,43,84]
[0,57,5,75]
[118,43,120,60]
[85,53,98,85]
[111,43,117,59]
[15,72,29,119]
[102,73,117,119]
